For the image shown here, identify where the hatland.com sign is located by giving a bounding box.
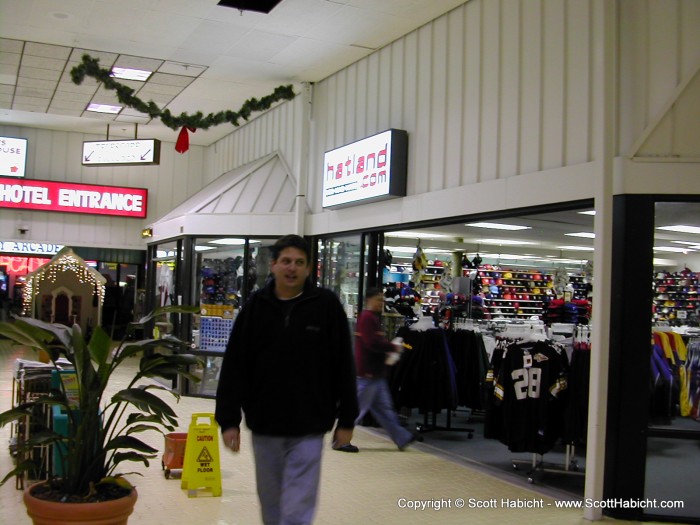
[322,129,408,208]
[0,177,148,218]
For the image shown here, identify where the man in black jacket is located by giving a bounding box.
[215,234,358,525]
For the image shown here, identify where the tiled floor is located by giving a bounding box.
[0,343,659,525]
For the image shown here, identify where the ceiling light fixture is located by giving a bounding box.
[657,225,700,234]
[111,67,153,82]
[557,245,595,251]
[466,222,531,231]
[86,103,122,114]
[387,231,454,239]
[653,246,692,253]
[565,232,596,239]
[209,238,246,246]
[578,210,596,216]
[477,238,536,246]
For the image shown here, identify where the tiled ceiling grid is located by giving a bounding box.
[0,38,206,126]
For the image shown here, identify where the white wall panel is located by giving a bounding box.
[308,0,599,216]
[500,0,521,179]
[520,0,543,175]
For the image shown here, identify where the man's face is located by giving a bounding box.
[270,246,310,295]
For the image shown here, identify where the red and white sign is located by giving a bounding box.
[322,129,407,208]
[0,177,148,218]
[0,136,28,178]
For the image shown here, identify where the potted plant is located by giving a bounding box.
[0,305,203,524]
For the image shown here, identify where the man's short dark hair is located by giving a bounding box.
[365,287,384,301]
[270,234,311,262]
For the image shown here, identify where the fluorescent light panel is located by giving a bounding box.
[86,103,122,114]
[195,246,216,251]
[466,222,531,231]
[558,245,595,251]
[111,67,152,81]
[657,225,700,234]
[578,210,596,215]
[653,246,693,253]
[209,238,245,246]
[387,231,454,239]
[477,238,536,246]
[565,232,596,239]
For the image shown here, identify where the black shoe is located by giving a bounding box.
[333,443,359,453]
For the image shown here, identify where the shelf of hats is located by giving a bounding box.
[383,257,591,324]
[653,269,700,324]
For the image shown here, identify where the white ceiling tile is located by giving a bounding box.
[0,84,15,95]
[149,73,196,88]
[57,80,99,95]
[114,114,151,124]
[0,51,21,67]
[18,65,63,81]
[0,69,18,85]
[158,62,207,77]
[21,54,67,71]
[0,95,12,106]
[0,38,25,54]
[13,97,50,109]
[113,55,163,71]
[17,76,57,90]
[48,107,84,117]
[52,90,92,102]
[14,86,54,98]
[23,42,72,60]
[49,99,89,111]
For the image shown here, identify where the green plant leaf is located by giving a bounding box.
[111,387,178,426]
[105,435,158,454]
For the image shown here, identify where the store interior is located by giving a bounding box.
[368,201,700,507]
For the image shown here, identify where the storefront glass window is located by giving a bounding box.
[645,201,700,520]
[317,235,363,320]
[185,237,275,397]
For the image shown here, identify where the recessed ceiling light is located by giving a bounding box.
[557,245,595,251]
[565,232,596,239]
[209,238,246,246]
[387,231,453,239]
[653,246,692,253]
[195,246,216,251]
[657,225,700,234]
[477,238,536,246]
[111,67,153,82]
[466,222,531,231]
[578,210,596,215]
[86,103,122,114]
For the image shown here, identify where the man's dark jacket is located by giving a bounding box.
[215,279,359,436]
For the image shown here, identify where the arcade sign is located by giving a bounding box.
[0,177,148,218]
[0,136,28,178]
[82,139,161,166]
[322,129,408,208]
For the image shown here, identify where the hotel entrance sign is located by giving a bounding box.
[82,139,161,166]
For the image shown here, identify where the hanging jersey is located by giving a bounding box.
[493,340,569,454]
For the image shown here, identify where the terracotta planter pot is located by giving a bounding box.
[23,484,138,525]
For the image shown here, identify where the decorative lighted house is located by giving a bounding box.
[22,247,106,332]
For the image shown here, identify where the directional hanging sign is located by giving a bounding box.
[82,139,161,166]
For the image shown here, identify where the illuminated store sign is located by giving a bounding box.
[322,129,408,208]
[0,242,63,256]
[0,177,148,218]
[82,139,161,166]
[0,136,28,178]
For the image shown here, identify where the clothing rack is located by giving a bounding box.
[512,444,584,484]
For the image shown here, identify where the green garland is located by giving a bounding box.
[70,54,296,131]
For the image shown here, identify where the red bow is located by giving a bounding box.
[175,126,196,154]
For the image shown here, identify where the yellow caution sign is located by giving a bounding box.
[181,413,222,497]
